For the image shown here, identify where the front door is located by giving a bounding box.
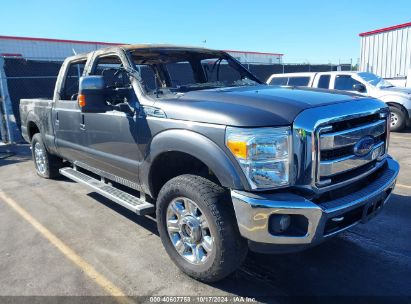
[80,53,143,187]
[332,74,368,96]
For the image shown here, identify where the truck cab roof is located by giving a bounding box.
[66,44,224,60]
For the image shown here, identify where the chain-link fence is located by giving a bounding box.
[0,57,66,142]
[0,56,355,143]
[3,57,64,127]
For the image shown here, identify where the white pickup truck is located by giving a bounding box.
[267,71,411,132]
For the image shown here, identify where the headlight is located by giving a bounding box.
[225,126,292,190]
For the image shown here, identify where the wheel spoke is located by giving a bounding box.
[192,245,204,263]
[199,215,209,229]
[167,219,180,233]
[170,201,184,218]
[201,236,213,253]
[184,199,197,216]
[175,240,186,255]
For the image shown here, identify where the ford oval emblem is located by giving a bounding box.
[353,136,375,156]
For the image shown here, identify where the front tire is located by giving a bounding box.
[31,133,63,178]
[156,174,247,282]
[389,106,406,132]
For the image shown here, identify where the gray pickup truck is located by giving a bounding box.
[20,45,399,282]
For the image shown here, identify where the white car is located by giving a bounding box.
[267,71,411,131]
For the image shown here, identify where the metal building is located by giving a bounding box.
[0,35,283,63]
[0,35,124,59]
[359,22,411,79]
[225,49,283,64]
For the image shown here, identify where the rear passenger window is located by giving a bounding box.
[287,77,310,86]
[317,75,331,89]
[269,77,288,85]
[166,61,195,87]
[61,60,86,101]
[135,64,157,91]
[201,59,242,84]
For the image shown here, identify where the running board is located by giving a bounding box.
[59,167,154,216]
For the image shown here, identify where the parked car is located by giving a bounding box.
[267,71,411,131]
[20,45,399,282]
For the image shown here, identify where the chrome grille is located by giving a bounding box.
[316,115,388,187]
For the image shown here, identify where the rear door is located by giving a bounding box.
[54,57,88,162]
[268,75,312,87]
[287,76,312,87]
[268,76,288,86]
[313,74,331,89]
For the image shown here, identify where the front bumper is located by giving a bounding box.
[231,157,399,253]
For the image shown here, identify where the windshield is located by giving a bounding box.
[358,72,394,88]
[130,49,262,97]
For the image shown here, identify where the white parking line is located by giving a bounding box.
[0,191,133,304]
[391,136,411,140]
[397,183,411,190]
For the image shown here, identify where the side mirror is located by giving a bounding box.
[353,83,366,93]
[78,76,110,113]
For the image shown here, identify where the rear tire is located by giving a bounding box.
[156,174,248,282]
[31,133,63,178]
[389,106,406,132]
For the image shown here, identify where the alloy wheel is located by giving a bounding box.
[34,142,47,175]
[166,197,214,265]
[391,112,399,127]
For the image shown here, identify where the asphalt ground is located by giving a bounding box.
[0,129,410,303]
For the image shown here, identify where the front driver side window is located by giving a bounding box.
[91,55,131,89]
[91,55,135,106]
[334,75,363,91]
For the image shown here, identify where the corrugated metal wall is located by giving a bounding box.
[226,51,282,64]
[360,26,411,78]
[0,37,283,64]
[0,38,112,60]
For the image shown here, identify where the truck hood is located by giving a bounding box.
[155,85,371,127]
[379,86,411,96]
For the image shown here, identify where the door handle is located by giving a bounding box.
[55,112,59,127]
[80,114,86,130]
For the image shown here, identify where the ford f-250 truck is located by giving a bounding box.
[20,45,399,282]
[267,71,411,132]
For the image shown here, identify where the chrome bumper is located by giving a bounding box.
[231,158,399,248]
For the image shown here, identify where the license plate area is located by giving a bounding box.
[361,193,388,223]
[323,187,392,236]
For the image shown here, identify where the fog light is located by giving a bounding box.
[270,214,291,234]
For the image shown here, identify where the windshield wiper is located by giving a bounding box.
[232,79,259,87]
[176,82,226,91]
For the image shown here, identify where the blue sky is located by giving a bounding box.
[2,0,411,64]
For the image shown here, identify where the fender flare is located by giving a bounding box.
[139,129,248,196]
[25,111,58,154]
[25,111,42,140]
